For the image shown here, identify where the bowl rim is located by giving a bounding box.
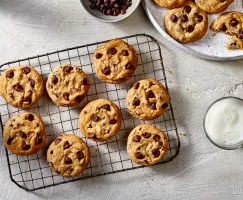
[80,0,141,23]
[203,96,243,150]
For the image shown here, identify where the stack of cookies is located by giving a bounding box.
[155,0,243,50]
[1,39,170,177]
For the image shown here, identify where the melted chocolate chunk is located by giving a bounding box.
[77,151,84,160]
[170,14,178,23]
[230,18,238,27]
[162,103,168,109]
[91,114,99,122]
[181,15,188,23]
[7,138,14,145]
[135,152,144,159]
[63,141,71,150]
[108,48,117,55]
[133,135,141,142]
[186,25,194,33]
[64,156,72,164]
[75,95,84,103]
[125,63,133,70]
[101,104,110,111]
[64,66,73,73]
[147,91,155,98]
[152,149,160,158]
[63,93,70,101]
[13,84,23,92]
[133,98,140,106]
[133,82,140,89]
[25,114,34,121]
[195,15,203,23]
[96,53,103,59]
[22,142,30,150]
[22,67,31,74]
[219,24,227,32]
[20,131,27,139]
[81,78,87,85]
[150,102,157,110]
[184,6,191,14]
[50,150,53,154]
[142,132,151,139]
[6,70,14,78]
[51,75,58,84]
[29,79,35,87]
[35,134,42,145]
[54,138,62,145]
[153,134,161,142]
[23,96,32,104]
[110,119,117,124]
[102,68,111,75]
[122,50,129,56]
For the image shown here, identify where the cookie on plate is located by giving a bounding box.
[127,124,168,166]
[126,79,169,120]
[47,134,90,177]
[0,66,44,108]
[165,1,208,43]
[79,99,122,142]
[154,0,186,9]
[226,36,243,50]
[195,0,234,14]
[93,39,138,84]
[46,64,90,107]
[4,112,46,155]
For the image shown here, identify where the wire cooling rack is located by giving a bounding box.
[0,34,180,191]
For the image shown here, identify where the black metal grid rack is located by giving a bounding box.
[0,34,180,191]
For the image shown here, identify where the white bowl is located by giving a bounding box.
[80,0,141,22]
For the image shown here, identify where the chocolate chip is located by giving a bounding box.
[22,67,31,74]
[7,138,14,145]
[48,83,53,89]
[230,18,238,27]
[153,134,161,142]
[181,15,188,23]
[147,91,155,98]
[13,84,23,92]
[170,14,178,23]
[110,119,117,124]
[125,63,133,70]
[23,96,31,104]
[9,93,14,99]
[133,135,141,142]
[54,138,62,145]
[142,132,151,139]
[158,141,163,147]
[91,114,99,122]
[186,25,194,33]
[64,66,73,73]
[50,150,53,154]
[81,78,87,85]
[108,48,117,55]
[135,152,144,159]
[6,70,14,78]
[162,103,168,109]
[195,15,203,23]
[77,151,84,160]
[53,92,59,98]
[133,98,140,106]
[88,133,96,138]
[184,6,191,14]
[29,79,35,87]
[25,114,34,121]
[133,82,140,89]
[84,111,88,114]
[101,104,110,111]
[20,131,27,139]
[63,93,70,101]
[22,142,30,150]
[122,50,129,56]
[64,156,72,164]
[96,53,103,59]
[52,75,58,84]
[152,149,160,158]
[35,134,42,145]
[75,95,84,103]
[63,141,71,150]
[150,102,157,110]
[102,68,110,75]
[219,24,227,32]
[239,31,243,39]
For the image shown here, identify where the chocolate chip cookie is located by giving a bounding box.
[126,79,169,120]
[93,39,138,84]
[0,66,44,108]
[47,134,90,177]
[46,64,90,107]
[226,36,243,50]
[195,0,234,14]
[127,124,168,166]
[165,1,208,44]
[154,0,186,9]
[79,99,122,142]
[3,112,46,155]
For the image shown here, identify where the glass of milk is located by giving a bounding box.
[204,97,243,150]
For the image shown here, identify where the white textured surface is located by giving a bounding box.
[1,0,243,199]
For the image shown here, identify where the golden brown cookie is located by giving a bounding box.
[126,79,169,120]
[127,124,168,166]
[226,36,243,50]
[47,134,90,177]
[0,66,44,108]
[93,39,138,84]
[154,0,186,9]
[46,64,90,107]
[4,112,46,155]
[165,1,208,43]
[79,99,122,142]
[195,0,234,14]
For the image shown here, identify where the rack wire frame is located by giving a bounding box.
[0,34,180,191]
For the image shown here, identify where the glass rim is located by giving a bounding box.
[203,96,243,150]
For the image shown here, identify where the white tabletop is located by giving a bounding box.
[1,0,243,199]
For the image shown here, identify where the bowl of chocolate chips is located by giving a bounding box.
[80,0,140,22]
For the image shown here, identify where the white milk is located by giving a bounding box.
[205,98,243,148]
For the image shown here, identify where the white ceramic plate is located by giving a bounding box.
[80,0,141,22]
[142,0,243,61]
